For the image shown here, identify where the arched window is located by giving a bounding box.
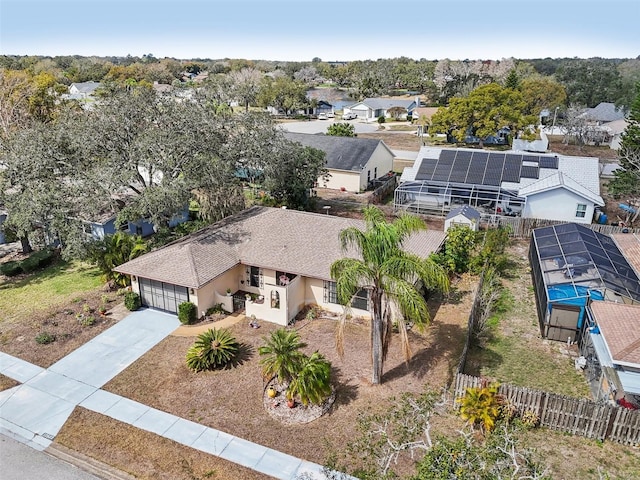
[270,290,280,309]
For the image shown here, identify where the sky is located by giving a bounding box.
[1,0,638,61]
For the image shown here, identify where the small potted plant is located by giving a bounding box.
[267,386,277,398]
[245,293,252,302]
[226,288,232,297]
[98,304,107,316]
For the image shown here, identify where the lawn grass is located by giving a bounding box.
[0,260,102,324]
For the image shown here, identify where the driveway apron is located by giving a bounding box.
[0,309,179,450]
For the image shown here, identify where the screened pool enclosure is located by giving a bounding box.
[529,223,640,343]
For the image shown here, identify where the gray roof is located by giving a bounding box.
[582,102,625,123]
[115,206,445,288]
[446,205,480,221]
[349,97,416,110]
[70,81,102,94]
[283,132,390,172]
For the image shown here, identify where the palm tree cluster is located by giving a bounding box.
[259,329,332,406]
[330,206,449,385]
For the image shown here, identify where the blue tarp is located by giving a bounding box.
[548,286,604,328]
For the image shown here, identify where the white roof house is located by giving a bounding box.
[396,147,604,224]
[444,205,480,232]
[344,97,418,121]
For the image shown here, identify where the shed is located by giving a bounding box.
[444,205,480,232]
[529,223,640,343]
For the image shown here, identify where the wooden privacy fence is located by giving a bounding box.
[484,216,640,239]
[369,174,398,205]
[453,373,640,446]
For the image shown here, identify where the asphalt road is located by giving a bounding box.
[0,434,99,480]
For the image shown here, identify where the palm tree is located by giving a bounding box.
[330,205,449,385]
[287,351,332,406]
[88,231,147,287]
[258,328,306,384]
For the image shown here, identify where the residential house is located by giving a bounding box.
[581,102,626,125]
[82,209,189,240]
[67,81,102,99]
[114,206,446,322]
[581,302,640,407]
[603,119,628,150]
[343,97,418,121]
[395,147,604,223]
[444,205,480,232]
[283,132,395,192]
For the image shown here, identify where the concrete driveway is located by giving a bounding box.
[0,309,179,450]
[280,119,379,135]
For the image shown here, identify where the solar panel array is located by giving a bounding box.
[416,150,559,186]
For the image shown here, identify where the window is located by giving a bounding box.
[367,170,371,183]
[270,290,280,309]
[374,167,378,179]
[575,204,587,218]
[323,281,368,310]
[351,288,369,311]
[250,266,262,287]
[324,281,338,304]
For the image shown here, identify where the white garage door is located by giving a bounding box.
[139,278,189,314]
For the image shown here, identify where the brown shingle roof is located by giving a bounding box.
[612,233,640,277]
[115,206,445,288]
[590,301,640,366]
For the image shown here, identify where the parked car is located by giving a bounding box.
[342,112,357,120]
[317,113,328,120]
[326,112,335,118]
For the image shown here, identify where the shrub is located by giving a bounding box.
[124,291,141,311]
[206,303,229,316]
[35,332,56,344]
[377,115,386,124]
[20,249,55,273]
[0,261,22,276]
[80,315,96,326]
[178,301,197,325]
[186,328,239,371]
[457,382,501,433]
[258,329,306,383]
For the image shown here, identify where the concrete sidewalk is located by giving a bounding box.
[0,309,349,479]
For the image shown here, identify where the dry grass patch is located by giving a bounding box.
[101,278,475,469]
[56,408,270,480]
[0,287,121,368]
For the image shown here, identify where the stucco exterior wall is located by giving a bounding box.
[523,189,596,224]
[196,265,243,314]
[305,277,371,319]
[321,170,362,192]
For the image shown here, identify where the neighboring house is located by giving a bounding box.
[0,211,7,244]
[603,119,628,150]
[528,223,640,343]
[314,100,334,116]
[581,302,640,406]
[283,132,395,192]
[67,81,102,99]
[343,97,418,121]
[444,205,480,232]
[114,206,446,321]
[81,201,189,241]
[395,147,604,223]
[580,102,626,125]
[600,162,622,179]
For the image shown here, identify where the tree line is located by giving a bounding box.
[1,54,638,108]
